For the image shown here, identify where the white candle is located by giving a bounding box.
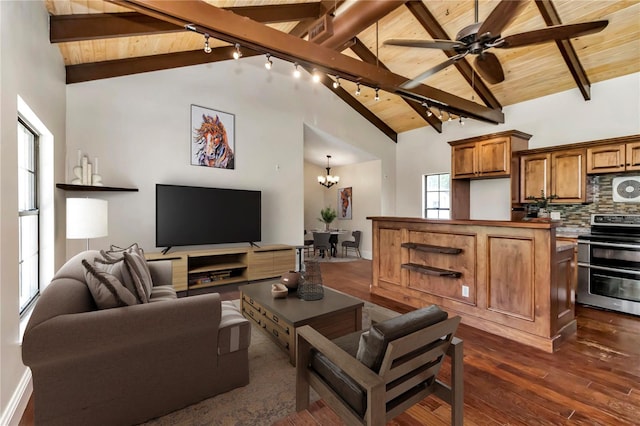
[77,150,82,166]
[94,157,99,174]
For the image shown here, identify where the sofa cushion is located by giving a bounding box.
[81,259,138,309]
[149,285,177,303]
[356,305,448,372]
[218,301,251,355]
[93,256,146,304]
[123,251,153,303]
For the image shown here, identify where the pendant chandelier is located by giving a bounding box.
[318,155,339,188]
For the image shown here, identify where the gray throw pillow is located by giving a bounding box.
[101,243,144,261]
[123,251,153,302]
[93,256,147,304]
[82,259,138,309]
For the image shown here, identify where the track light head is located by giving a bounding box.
[355,83,361,96]
[293,63,301,79]
[203,34,212,54]
[233,43,242,60]
[459,116,465,126]
[312,69,321,83]
[332,77,340,89]
[374,88,380,101]
[264,53,272,70]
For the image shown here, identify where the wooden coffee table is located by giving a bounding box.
[239,282,363,365]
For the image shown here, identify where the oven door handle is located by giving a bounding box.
[577,241,640,250]
[577,262,640,276]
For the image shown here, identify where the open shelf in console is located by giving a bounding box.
[188,251,248,288]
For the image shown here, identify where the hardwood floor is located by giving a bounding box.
[19,259,640,425]
[276,259,640,425]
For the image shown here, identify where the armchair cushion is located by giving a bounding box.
[81,259,138,309]
[356,304,448,372]
[310,331,366,416]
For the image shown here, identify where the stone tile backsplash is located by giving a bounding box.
[548,173,640,228]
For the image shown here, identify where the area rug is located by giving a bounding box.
[141,299,397,426]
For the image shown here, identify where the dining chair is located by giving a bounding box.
[341,230,362,257]
[312,232,331,258]
[303,230,314,257]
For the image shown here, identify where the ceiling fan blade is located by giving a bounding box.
[383,39,465,51]
[401,52,468,89]
[474,52,504,84]
[477,0,529,38]
[497,20,609,49]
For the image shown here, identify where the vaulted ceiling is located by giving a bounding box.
[45,0,640,142]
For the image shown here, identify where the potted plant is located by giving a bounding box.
[526,190,558,218]
[318,207,337,231]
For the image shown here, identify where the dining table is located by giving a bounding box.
[312,229,348,257]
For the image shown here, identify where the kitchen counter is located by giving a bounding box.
[368,216,576,353]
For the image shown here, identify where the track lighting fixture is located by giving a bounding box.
[232,43,242,60]
[422,101,433,117]
[312,69,321,83]
[355,83,361,96]
[374,88,380,101]
[448,113,453,122]
[203,34,212,54]
[459,116,465,126]
[438,109,443,120]
[332,77,340,89]
[293,63,301,79]
[264,54,272,70]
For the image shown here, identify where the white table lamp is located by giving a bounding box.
[66,198,108,250]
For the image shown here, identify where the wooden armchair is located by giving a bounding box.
[296,305,463,425]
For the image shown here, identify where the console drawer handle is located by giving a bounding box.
[272,329,279,338]
[272,315,279,323]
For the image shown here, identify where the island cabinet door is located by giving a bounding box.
[376,228,403,288]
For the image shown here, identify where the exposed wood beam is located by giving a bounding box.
[314,70,398,142]
[50,3,322,43]
[405,1,502,110]
[110,0,504,125]
[288,0,340,38]
[350,38,443,133]
[535,0,591,100]
[66,46,259,84]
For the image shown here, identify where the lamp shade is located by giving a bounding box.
[66,198,108,239]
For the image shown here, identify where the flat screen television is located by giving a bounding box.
[156,184,261,251]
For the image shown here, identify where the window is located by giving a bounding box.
[18,118,39,314]
[423,173,450,219]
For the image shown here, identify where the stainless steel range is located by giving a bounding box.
[577,214,640,316]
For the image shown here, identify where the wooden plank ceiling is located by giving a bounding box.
[45,0,640,140]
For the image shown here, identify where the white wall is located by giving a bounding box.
[66,56,395,256]
[396,73,640,219]
[0,1,66,423]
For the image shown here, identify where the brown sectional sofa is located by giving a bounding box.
[22,250,251,426]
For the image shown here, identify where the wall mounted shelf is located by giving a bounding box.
[56,183,138,192]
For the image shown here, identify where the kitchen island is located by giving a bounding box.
[368,217,576,353]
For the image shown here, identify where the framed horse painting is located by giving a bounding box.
[338,187,352,220]
[191,104,235,169]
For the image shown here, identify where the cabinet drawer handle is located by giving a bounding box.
[272,329,279,338]
[272,315,279,323]
[261,322,266,329]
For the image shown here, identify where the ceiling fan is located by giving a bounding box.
[384,0,608,88]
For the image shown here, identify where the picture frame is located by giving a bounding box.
[338,187,352,220]
[190,104,235,169]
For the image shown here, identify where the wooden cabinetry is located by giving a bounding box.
[520,152,551,202]
[451,133,530,179]
[551,149,587,203]
[520,148,588,203]
[146,244,295,292]
[368,217,576,353]
[586,142,640,173]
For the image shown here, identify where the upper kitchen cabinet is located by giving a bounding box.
[551,149,588,203]
[450,130,531,180]
[520,148,588,203]
[587,140,640,174]
[520,152,551,202]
